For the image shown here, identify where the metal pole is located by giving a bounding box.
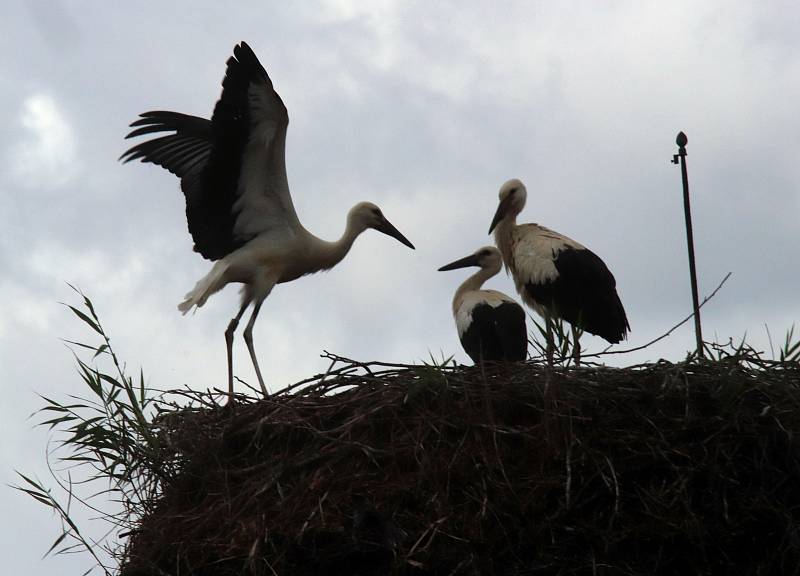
[671,131,703,357]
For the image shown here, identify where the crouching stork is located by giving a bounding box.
[488,179,629,363]
[121,42,414,402]
[439,246,527,364]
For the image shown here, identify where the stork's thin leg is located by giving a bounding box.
[243,299,268,397]
[571,325,581,366]
[545,318,554,366]
[225,300,251,404]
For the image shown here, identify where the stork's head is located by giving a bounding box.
[488,178,527,233]
[438,246,503,275]
[349,202,415,249]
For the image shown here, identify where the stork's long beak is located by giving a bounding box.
[488,196,513,234]
[438,253,479,271]
[377,217,415,249]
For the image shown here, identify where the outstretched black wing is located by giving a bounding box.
[121,42,300,261]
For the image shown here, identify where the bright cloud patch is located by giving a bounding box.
[11,93,79,189]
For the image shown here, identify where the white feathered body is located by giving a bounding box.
[495,222,584,317]
[494,219,629,343]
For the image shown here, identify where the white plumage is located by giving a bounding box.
[122,42,414,401]
[502,223,584,317]
[508,232,561,284]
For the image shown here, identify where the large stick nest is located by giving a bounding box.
[122,356,800,575]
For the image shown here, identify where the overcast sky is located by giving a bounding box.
[2,1,799,573]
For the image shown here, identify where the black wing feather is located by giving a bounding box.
[182,43,264,259]
[494,302,528,361]
[526,247,630,343]
[461,301,527,363]
[120,111,213,177]
[120,42,282,260]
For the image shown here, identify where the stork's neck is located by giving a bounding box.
[452,266,499,315]
[315,219,365,271]
[492,216,517,273]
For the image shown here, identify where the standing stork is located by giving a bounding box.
[488,179,629,363]
[121,42,414,402]
[439,246,527,364]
